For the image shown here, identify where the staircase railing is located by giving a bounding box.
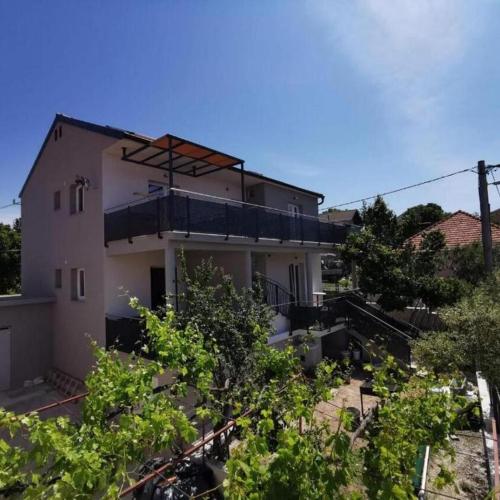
[253,273,295,318]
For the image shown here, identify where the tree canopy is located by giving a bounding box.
[342,197,466,311]
[397,203,448,242]
[0,218,21,294]
[412,272,500,387]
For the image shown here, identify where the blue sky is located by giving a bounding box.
[1,0,500,224]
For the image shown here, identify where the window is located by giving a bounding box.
[70,184,84,214]
[71,268,85,300]
[148,181,166,196]
[54,190,61,210]
[55,269,62,289]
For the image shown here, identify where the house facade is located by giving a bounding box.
[16,114,350,382]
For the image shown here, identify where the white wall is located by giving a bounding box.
[184,250,251,290]
[21,122,116,380]
[105,250,164,316]
[102,154,244,211]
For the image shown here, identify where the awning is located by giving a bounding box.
[121,133,243,177]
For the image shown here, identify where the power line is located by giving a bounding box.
[323,167,473,210]
[489,168,500,200]
[0,201,20,210]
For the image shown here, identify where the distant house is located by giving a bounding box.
[405,210,500,248]
[320,209,362,226]
[491,208,500,226]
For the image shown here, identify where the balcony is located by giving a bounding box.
[105,189,351,246]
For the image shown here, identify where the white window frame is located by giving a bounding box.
[76,268,85,300]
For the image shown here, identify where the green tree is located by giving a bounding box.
[398,203,448,241]
[361,196,400,246]
[412,272,500,386]
[176,258,279,458]
[443,241,500,286]
[0,302,214,498]
[342,197,465,311]
[224,360,357,500]
[0,218,21,294]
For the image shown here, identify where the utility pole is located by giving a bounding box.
[478,160,493,274]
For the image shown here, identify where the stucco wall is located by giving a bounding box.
[21,123,116,380]
[105,250,164,316]
[101,153,320,216]
[0,297,54,389]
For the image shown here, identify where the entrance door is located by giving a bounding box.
[0,328,11,391]
[150,267,166,311]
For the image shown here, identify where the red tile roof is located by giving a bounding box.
[406,210,500,248]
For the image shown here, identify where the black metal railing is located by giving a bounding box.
[105,315,153,358]
[253,273,295,318]
[104,190,350,246]
[290,295,413,365]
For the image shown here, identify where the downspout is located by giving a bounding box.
[318,194,325,206]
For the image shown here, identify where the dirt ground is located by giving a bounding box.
[314,369,379,435]
[426,431,490,500]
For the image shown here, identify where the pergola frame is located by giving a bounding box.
[121,133,246,202]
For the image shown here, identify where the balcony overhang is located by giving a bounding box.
[121,133,244,178]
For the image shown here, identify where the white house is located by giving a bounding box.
[10,114,349,383]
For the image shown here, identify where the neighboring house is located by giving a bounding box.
[491,208,500,226]
[9,114,350,383]
[405,210,500,248]
[320,210,361,282]
[320,208,363,226]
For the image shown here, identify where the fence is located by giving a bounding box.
[104,190,350,246]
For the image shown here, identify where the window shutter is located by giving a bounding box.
[69,185,76,214]
[71,268,77,300]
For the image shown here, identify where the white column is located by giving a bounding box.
[164,243,177,309]
[305,253,323,305]
[243,250,252,289]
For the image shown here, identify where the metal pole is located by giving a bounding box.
[478,160,493,274]
[240,161,246,202]
[169,136,175,231]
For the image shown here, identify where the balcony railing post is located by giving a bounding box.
[169,193,175,231]
[317,219,321,246]
[104,214,109,247]
[300,215,304,245]
[255,209,259,242]
[156,197,163,239]
[224,202,229,240]
[279,213,284,243]
[127,206,132,244]
[185,195,191,238]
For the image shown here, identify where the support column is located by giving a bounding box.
[243,250,252,289]
[305,253,322,305]
[164,243,178,310]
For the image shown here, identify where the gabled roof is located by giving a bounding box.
[491,208,500,226]
[320,209,362,225]
[19,114,324,199]
[405,210,500,248]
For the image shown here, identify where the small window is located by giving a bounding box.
[55,269,62,289]
[70,184,84,214]
[148,182,166,196]
[54,190,61,210]
[54,128,58,141]
[71,268,85,300]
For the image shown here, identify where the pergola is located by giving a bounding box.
[121,133,246,201]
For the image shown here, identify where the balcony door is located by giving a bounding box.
[150,267,166,311]
[289,263,305,305]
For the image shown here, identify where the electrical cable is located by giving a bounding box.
[322,167,473,210]
[0,201,20,210]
